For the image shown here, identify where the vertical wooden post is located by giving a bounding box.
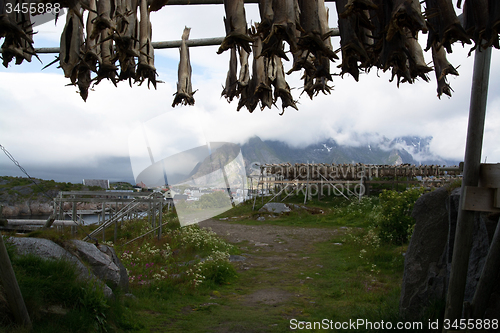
[72,198,77,236]
[0,235,32,329]
[304,165,309,204]
[158,198,163,240]
[102,202,106,242]
[443,46,492,328]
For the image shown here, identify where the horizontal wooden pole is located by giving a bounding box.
[153,0,337,4]
[7,219,76,226]
[34,30,340,54]
[59,191,148,196]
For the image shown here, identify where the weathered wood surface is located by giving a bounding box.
[443,45,492,328]
[7,220,76,226]
[0,235,32,329]
[462,186,500,212]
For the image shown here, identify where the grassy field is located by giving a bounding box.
[1,189,426,332]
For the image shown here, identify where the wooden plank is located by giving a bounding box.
[462,186,500,212]
[0,236,32,329]
[479,163,500,188]
[59,191,147,197]
[7,220,76,226]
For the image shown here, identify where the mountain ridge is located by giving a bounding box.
[240,136,460,172]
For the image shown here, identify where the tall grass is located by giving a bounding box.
[1,238,111,332]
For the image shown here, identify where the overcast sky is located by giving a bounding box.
[1,3,499,184]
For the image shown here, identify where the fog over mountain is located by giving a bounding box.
[240,135,461,173]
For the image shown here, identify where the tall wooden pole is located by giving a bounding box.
[443,46,492,328]
[0,236,32,329]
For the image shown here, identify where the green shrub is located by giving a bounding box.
[187,251,237,287]
[374,188,424,244]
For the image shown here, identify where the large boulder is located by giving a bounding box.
[97,244,129,292]
[8,237,115,298]
[8,237,91,279]
[399,187,450,321]
[259,203,291,214]
[69,240,126,292]
[400,187,498,321]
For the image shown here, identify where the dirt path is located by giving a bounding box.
[196,219,340,332]
[199,219,338,254]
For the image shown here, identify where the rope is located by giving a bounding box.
[0,144,53,201]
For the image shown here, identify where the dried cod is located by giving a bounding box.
[431,44,459,98]
[172,27,195,107]
[218,0,252,55]
[135,0,157,88]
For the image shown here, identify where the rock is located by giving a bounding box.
[257,216,265,221]
[14,186,33,196]
[229,255,246,262]
[400,187,498,321]
[9,237,91,278]
[98,244,129,292]
[399,187,450,321]
[259,203,291,214]
[8,237,113,298]
[70,240,122,291]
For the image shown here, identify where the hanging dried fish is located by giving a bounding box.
[221,46,239,102]
[115,0,140,84]
[1,0,36,67]
[238,46,250,88]
[237,73,258,112]
[261,0,301,60]
[218,0,252,54]
[387,0,427,41]
[95,29,118,85]
[336,0,370,81]
[302,69,315,99]
[172,27,195,107]
[297,0,337,61]
[287,48,315,75]
[76,64,92,101]
[135,0,158,88]
[273,55,297,114]
[484,0,500,48]
[342,0,378,17]
[238,30,271,112]
[258,0,274,37]
[461,0,488,52]
[424,0,471,53]
[405,31,432,82]
[431,44,459,98]
[59,6,84,81]
[83,0,100,73]
[91,0,117,40]
[252,30,273,110]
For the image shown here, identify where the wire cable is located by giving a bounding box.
[0,144,98,242]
